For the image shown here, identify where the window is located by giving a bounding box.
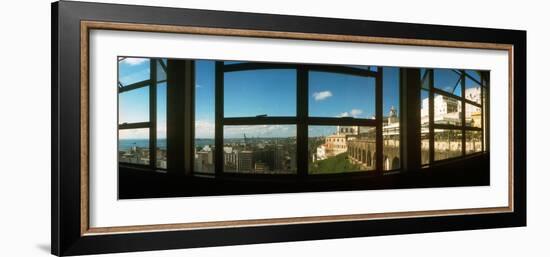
[224,68,296,117]
[382,67,400,171]
[156,81,167,169]
[309,126,376,174]
[223,125,297,174]
[118,128,149,165]
[434,93,462,126]
[119,86,149,124]
[433,69,462,96]
[219,62,298,175]
[194,60,216,173]
[117,57,167,169]
[420,72,430,165]
[434,129,462,161]
[307,65,385,174]
[308,71,375,119]
[420,68,487,164]
[212,62,393,175]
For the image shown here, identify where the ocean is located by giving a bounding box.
[118,138,215,151]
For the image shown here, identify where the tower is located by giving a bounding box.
[388,106,398,124]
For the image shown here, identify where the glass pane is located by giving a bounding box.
[465,103,482,128]
[421,68,430,90]
[195,61,216,173]
[434,129,462,161]
[466,130,482,154]
[156,82,167,169]
[465,70,482,104]
[118,86,149,124]
[420,89,430,165]
[433,69,461,96]
[119,128,150,165]
[195,145,215,173]
[483,87,487,151]
[466,70,482,84]
[309,126,376,174]
[156,59,167,82]
[224,68,296,117]
[118,57,150,86]
[223,125,297,174]
[383,67,400,170]
[434,93,462,126]
[309,71,375,119]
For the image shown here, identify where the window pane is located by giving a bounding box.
[434,93,462,126]
[224,68,296,117]
[119,128,150,165]
[309,126,376,174]
[195,145,215,173]
[118,57,150,86]
[309,71,375,119]
[156,59,167,82]
[383,67,400,170]
[483,87,487,151]
[466,130,482,154]
[195,61,216,173]
[465,70,482,104]
[433,69,461,96]
[434,129,462,161]
[118,86,150,124]
[223,125,297,174]
[156,82,167,169]
[465,103,482,128]
[420,89,430,165]
[421,68,430,90]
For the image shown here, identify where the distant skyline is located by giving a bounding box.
[119,58,409,139]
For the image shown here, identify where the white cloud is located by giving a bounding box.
[121,57,148,66]
[195,120,215,138]
[224,125,295,138]
[350,109,363,117]
[119,128,148,139]
[339,112,350,117]
[338,108,363,118]
[196,84,203,88]
[312,90,333,101]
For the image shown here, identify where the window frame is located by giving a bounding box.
[422,68,488,165]
[117,57,168,170]
[211,61,387,177]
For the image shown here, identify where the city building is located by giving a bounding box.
[237,150,253,172]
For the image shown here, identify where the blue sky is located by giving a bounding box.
[434,69,462,96]
[119,58,401,139]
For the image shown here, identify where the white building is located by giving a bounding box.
[420,87,481,126]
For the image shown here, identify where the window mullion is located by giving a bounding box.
[184,60,195,173]
[461,70,466,156]
[214,61,224,176]
[149,59,157,169]
[375,68,383,174]
[297,65,308,178]
[429,69,435,164]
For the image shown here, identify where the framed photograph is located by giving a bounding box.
[52,1,526,256]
